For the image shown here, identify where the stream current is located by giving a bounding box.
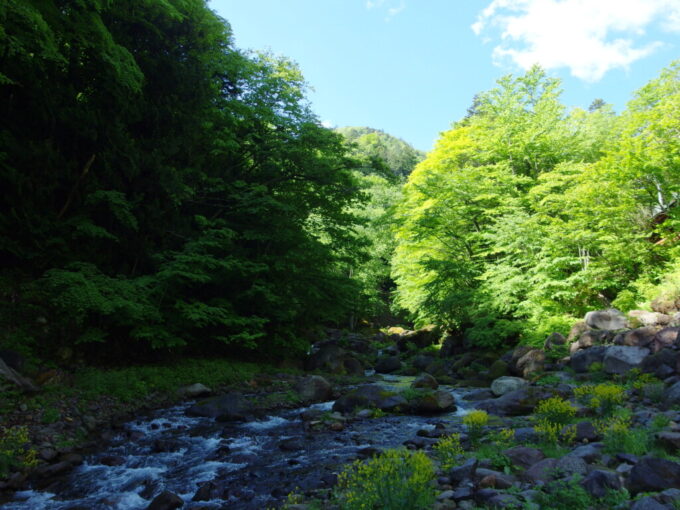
[3,376,475,510]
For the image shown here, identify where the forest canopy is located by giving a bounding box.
[392,63,680,347]
[0,0,373,360]
[1,0,679,362]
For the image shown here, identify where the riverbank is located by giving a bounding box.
[0,357,317,491]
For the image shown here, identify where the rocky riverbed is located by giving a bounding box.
[1,375,474,509]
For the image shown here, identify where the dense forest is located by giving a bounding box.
[1,0,679,365]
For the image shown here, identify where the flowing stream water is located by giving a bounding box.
[3,376,475,510]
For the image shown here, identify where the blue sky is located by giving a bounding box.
[209,0,680,152]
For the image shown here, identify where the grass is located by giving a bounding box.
[73,357,290,403]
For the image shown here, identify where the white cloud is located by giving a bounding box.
[473,0,680,82]
[366,0,405,21]
[388,1,406,18]
[366,0,386,9]
[321,119,334,129]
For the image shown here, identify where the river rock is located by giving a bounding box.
[410,390,455,413]
[658,432,680,451]
[652,327,680,353]
[146,491,184,510]
[476,387,546,416]
[516,349,545,377]
[332,385,395,413]
[411,373,438,389]
[664,381,680,408]
[502,446,544,469]
[614,327,657,349]
[304,342,345,373]
[641,348,678,378]
[570,346,607,372]
[177,383,212,399]
[555,455,588,478]
[490,376,528,397]
[567,443,604,463]
[581,469,622,498]
[398,325,441,350]
[544,332,566,350]
[449,457,478,484]
[375,355,401,373]
[630,497,671,510]
[185,393,245,421]
[294,375,332,402]
[412,354,436,371]
[630,310,673,327]
[523,458,558,483]
[628,457,680,493]
[585,309,628,330]
[603,346,650,374]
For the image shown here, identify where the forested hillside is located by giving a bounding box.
[0,0,373,362]
[1,0,679,363]
[393,64,680,347]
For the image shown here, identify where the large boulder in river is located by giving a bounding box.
[304,342,346,373]
[295,375,332,402]
[177,383,212,399]
[411,373,438,389]
[333,385,404,413]
[408,389,455,414]
[146,491,184,510]
[491,376,528,397]
[397,325,441,351]
[186,393,245,421]
[585,309,628,330]
[476,387,549,417]
[603,345,650,374]
[375,355,401,374]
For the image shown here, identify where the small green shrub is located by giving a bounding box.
[599,416,649,455]
[0,426,38,478]
[533,476,592,510]
[536,374,562,386]
[463,410,489,446]
[41,407,60,424]
[473,429,515,471]
[335,448,436,510]
[643,382,665,403]
[574,383,625,416]
[534,396,576,425]
[588,362,604,373]
[433,434,464,471]
[651,413,671,432]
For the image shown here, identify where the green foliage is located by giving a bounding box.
[532,476,592,510]
[0,426,37,478]
[433,433,464,470]
[534,397,576,425]
[531,476,629,510]
[463,410,490,446]
[336,127,425,180]
[391,60,680,348]
[75,358,269,402]
[335,448,436,510]
[574,383,625,416]
[0,0,369,359]
[599,416,649,456]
